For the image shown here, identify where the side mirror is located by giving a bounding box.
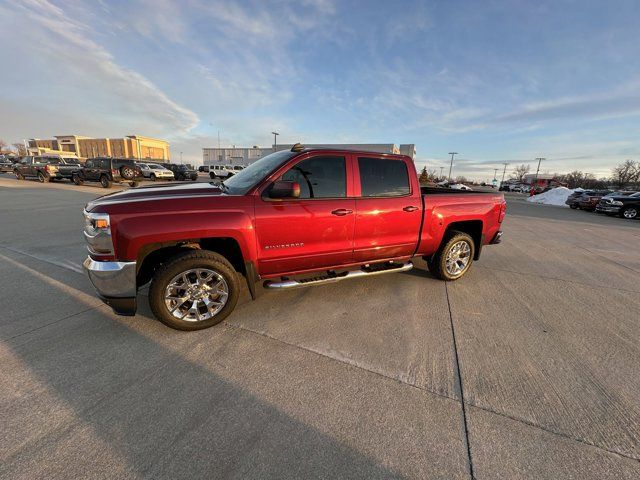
[269,180,300,199]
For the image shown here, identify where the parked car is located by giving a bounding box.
[565,190,591,209]
[577,190,613,211]
[137,162,174,181]
[82,144,506,330]
[0,157,16,173]
[209,165,245,179]
[13,155,81,182]
[162,163,198,181]
[596,192,640,219]
[73,157,142,188]
[198,165,210,173]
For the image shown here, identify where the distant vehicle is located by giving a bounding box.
[13,155,81,182]
[0,157,16,173]
[73,158,143,188]
[596,192,640,219]
[161,163,198,181]
[137,162,174,181]
[198,165,210,173]
[565,190,592,209]
[449,183,473,191]
[209,165,245,179]
[577,191,613,211]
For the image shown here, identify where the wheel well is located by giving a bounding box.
[136,238,245,287]
[445,220,483,260]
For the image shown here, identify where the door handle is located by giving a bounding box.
[403,206,419,212]
[331,208,353,216]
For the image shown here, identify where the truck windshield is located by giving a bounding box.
[222,150,297,195]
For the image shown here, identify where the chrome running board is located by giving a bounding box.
[263,261,413,289]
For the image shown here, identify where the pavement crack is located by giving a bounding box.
[223,321,460,404]
[445,282,476,480]
[467,403,640,464]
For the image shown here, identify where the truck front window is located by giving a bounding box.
[222,150,297,195]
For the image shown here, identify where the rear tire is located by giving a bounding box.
[426,231,475,281]
[149,250,240,331]
[14,170,24,180]
[569,204,578,209]
[100,175,112,188]
[73,174,84,186]
[37,171,49,183]
[120,166,135,180]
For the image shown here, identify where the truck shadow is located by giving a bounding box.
[1,257,405,479]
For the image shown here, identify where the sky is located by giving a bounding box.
[1,0,640,181]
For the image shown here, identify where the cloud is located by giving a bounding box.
[2,0,199,135]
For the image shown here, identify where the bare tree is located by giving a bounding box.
[12,143,27,156]
[510,164,530,182]
[455,175,468,184]
[611,160,639,187]
[418,166,439,184]
[0,139,8,153]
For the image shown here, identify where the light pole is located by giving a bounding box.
[534,157,545,187]
[271,131,279,152]
[180,151,183,164]
[439,166,444,180]
[493,168,498,180]
[500,162,508,187]
[447,152,458,182]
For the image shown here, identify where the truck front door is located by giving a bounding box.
[254,154,355,276]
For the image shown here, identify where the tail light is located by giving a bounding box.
[499,203,506,223]
[111,169,117,176]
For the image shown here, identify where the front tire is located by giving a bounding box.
[569,204,578,209]
[73,174,84,186]
[150,173,156,181]
[621,207,638,219]
[37,171,50,183]
[426,231,475,281]
[15,170,24,180]
[149,250,240,331]
[100,175,112,188]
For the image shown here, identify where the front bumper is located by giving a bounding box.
[595,205,621,213]
[83,257,137,315]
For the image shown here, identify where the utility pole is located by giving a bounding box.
[271,131,279,152]
[493,168,498,180]
[534,157,545,187]
[180,151,183,164]
[447,152,458,182]
[500,162,508,186]
[439,166,444,180]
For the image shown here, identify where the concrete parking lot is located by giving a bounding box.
[1,176,639,479]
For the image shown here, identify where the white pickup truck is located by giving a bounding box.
[209,165,245,179]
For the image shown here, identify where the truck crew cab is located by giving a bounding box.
[83,145,505,330]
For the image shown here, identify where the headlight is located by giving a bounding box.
[610,201,623,206]
[83,210,113,255]
[84,211,110,235]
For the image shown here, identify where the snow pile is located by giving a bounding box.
[526,187,577,206]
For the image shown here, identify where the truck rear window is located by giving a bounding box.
[358,157,410,197]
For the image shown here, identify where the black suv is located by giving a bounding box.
[73,158,143,188]
[596,192,640,219]
[161,163,198,181]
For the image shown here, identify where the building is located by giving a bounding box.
[27,135,171,161]
[202,143,416,166]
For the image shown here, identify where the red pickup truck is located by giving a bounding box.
[83,145,505,330]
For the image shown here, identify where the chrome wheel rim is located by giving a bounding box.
[164,268,228,322]
[623,208,637,219]
[445,240,471,276]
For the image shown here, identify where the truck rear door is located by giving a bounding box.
[254,153,355,276]
[353,156,422,262]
